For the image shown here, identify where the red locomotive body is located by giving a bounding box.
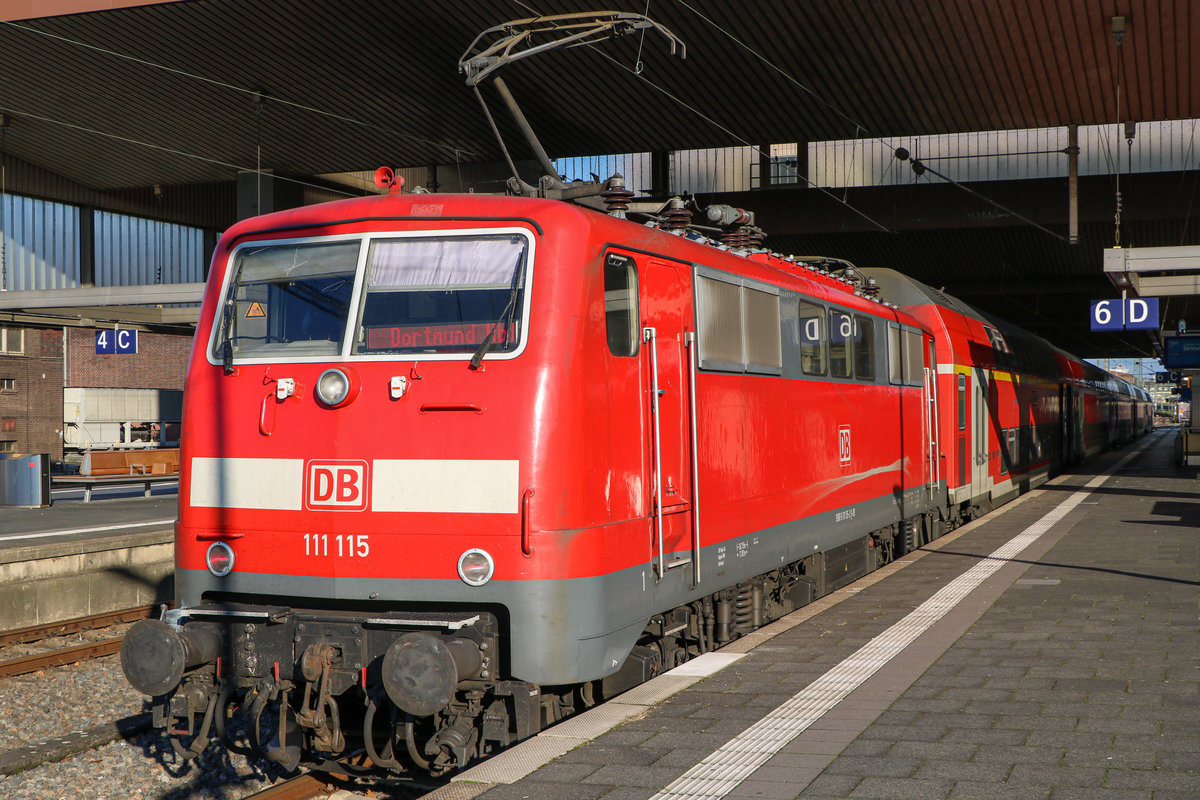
[121,189,1148,775]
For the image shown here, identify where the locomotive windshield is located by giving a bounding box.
[217,241,360,359]
[211,232,529,364]
[352,234,526,356]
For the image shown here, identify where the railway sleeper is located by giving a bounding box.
[124,521,947,776]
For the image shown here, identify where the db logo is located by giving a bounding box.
[838,425,852,467]
[305,460,369,511]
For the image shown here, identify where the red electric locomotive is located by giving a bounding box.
[117,11,1151,777]
[119,181,1148,775]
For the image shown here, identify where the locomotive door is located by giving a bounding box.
[639,258,697,582]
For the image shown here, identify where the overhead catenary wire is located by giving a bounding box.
[0,18,478,161]
[894,151,1071,244]
[672,0,1076,245]
[0,105,358,200]
[508,0,891,233]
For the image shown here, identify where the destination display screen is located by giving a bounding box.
[364,322,517,351]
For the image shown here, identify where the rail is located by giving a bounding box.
[0,605,160,678]
[240,774,333,800]
[0,604,160,646]
[0,638,123,678]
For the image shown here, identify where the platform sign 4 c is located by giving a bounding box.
[1090,297,1159,332]
[95,329,139,354]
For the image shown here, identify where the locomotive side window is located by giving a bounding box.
[854,315,875,380]
[888,325,903,383]
[743,287,782,374]
[213,240,360,360]
[695,271,782,374]
[903,329,924,386]
[829,311,853,378]
[696,274,743,368]
[604,253,639,357]
[353,235,527,355]
[798,302,825,375]
[887,325,925,386]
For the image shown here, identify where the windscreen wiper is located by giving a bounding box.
[469,279,522,371]
[220,259,247,375]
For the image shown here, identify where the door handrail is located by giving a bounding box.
[644,326,665,580]
[685,331,701,587]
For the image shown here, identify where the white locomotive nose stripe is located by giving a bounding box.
[647,451,1139,800]
[190,457,303,510]
[373,459,519,514]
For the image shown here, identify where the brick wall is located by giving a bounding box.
[66,328,194,389]
[0,327,65,460]
[0,326,195,461]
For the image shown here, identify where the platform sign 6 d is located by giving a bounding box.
[1090,298,1159,331]
[304,460,370,511]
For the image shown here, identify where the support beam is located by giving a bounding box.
[0,283,204,308]
[1104,245,1200,296]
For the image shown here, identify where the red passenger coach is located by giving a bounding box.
[120,187,1147,776]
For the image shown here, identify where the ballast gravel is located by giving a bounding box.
[0,654,288,799]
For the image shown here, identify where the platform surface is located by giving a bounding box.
[441,428,1198,800]
[0,490,175,556]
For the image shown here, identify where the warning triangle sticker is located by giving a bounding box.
[246,302,267,318]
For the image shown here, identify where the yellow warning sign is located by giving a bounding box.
[246,302,266,319]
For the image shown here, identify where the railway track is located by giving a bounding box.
[0,604,160,678]
[240,774,335,800]
[236,765,444,800]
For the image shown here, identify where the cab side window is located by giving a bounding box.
[604,253,639,357]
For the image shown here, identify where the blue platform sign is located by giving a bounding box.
[95,329,138,354]
[1089,297,1159,331]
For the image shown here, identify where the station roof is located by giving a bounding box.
[1,0,1197,360]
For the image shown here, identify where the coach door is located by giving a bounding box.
[639,258,698,583]
[923,336,939,498]
[957,372,968,490]
[972,371,989,498]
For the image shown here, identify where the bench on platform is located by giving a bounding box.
[80,448,180,477]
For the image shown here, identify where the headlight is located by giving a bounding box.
[457,549,495,586]
[316,368,352,406]
[206,541,236,577]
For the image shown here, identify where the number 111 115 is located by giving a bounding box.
[303,533,370,557]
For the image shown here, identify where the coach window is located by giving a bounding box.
[799,302,826,375]
[829,311,852,378]
[604,253,639,357]
[957,374,967,430]
[854,315,875,380]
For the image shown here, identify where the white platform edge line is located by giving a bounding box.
[647,441,1149,800]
